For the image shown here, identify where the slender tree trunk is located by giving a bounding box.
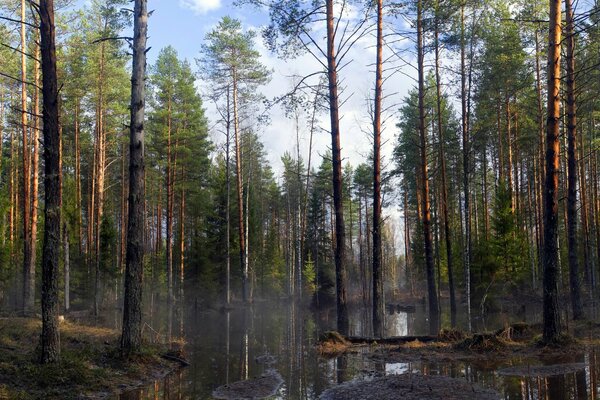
[75,101,82,255]
[565,0,583,320]
[418,0,439,335]
[39,0,61,363]
[232,73,248,303]
[94,38,107,316]
[9,115,14,256]
[460,3,472,332]
[434,3,456,327]
[506,98,514,210]
[579,133,592,292]
[372,0,384,338]
[64,223,70,312]
[225,91,231,305]
[326,0,348,335]
[30,41,41,302]
[179,185,185,337]
[22,0,33,313]
[535,27,545,273]
[120,139,127,275]
[0,88,3,195]
[156,186,162,254]
[121,0,147,355]
[166,99,174,327]
[542,0,563,344]
[403,189,413,294]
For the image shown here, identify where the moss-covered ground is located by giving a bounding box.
[0,318,179,399]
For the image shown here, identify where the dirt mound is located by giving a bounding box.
[454,333,507,352]
[494,322,533,340]
[212,369,284,399]
[438,328,465,342]
[319,373,500,400]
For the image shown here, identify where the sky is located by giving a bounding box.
[72,0,418,240]
[138,0,416,180]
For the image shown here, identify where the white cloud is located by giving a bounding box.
[179,0,222,15]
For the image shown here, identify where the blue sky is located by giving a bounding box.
[145,0,268,65]
[71,0,415,236]
[70,0,415,179]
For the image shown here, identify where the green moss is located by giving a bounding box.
[0,318,178,399]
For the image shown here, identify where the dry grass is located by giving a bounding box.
[0,317,178,399]
[318,331,352,356]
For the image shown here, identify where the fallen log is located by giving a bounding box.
[161,353,190,366]
[345,335,439,344]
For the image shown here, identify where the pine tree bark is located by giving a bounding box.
[75,100,83,255]
[39,0,61,364]
[542,0,563,344]
[166,98,174,329]
[232,73,248,303]
[326,0,348,335]
[121,0,147,355]
[434,2,456,327]
[418,0,439,335]
[460,3,472,332]
[94,39,107,316]
[22,0,33,314]
[372,0,384,338]
[64,223,70,311]
[179,185,185,337]
[30,40,41,302]
[565,0,583,320]
[225,89,231,305]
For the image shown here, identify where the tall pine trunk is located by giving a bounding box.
[39,0,61,364]
[418,0,439,335]
[121,0,147,355]
[225,90,231,305]
[232,74,248,303]
[434,1,456,327]
[30,40,41,303]
[372,0,384,338]
[326,0,348,335]
[542,0,563,344]
[565,0,583,320]
[22,0,33,313]
[460,3,472,332]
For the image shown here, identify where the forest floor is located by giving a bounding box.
[0,317,182,399]
[319,320,600,366]
[318,322,600,399]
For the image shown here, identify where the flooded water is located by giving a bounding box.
[117,302,599,399]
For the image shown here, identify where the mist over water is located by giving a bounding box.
[116,301,598,399]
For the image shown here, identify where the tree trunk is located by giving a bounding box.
[120,139,127,275]
[232,73,248,303]
[460,3,472,332]
[30,40,41,305]
[225,90,231,305]
[179,185,185,337]
[121,0,147,355]
[39,0,61,363]
[75,100,82,255]
[64,223,70,312]
[542,0,562,344]
[326,0,348,335]
[418,0,439,335]
[166,98,174,330]
[372,0,384,338]
[434,2,456,327]
[22,0,33,314]
[565,0,583,320]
